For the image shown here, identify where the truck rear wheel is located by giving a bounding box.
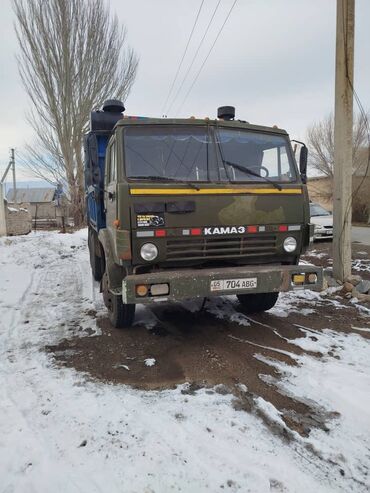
[237,292,279,313]
[102,273,135,328]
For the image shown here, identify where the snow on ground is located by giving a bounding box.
[255,329,370,488]
[352,258,370,274]
[0,230,370,492]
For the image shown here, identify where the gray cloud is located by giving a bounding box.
[1,0,370,180]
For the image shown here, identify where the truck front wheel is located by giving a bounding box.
[237,292,279,313]
[102,273,135,328]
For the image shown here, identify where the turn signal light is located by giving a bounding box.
[136,284,148,297]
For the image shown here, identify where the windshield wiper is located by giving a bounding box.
[129,175,201,190]
[222,160,282,191]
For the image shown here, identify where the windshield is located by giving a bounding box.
[123,126,297,183]
[215,128,296,182]
[124,126,212,181]
[310,203,331,216]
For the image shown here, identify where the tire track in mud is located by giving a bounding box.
[150,300,338,436]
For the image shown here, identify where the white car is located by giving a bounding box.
[310,202,333,240]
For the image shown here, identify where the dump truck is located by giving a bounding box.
[85,100,323,328]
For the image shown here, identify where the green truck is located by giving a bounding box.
[85,101,322,328]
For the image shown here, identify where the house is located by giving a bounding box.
[7,187,57,219]
[307,150,370,222]
[6,187,68,226]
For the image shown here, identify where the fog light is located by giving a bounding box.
[140,243,158,261]
[150,283,169,296]
[283,236,297,252]
[307,273,317,284]
[292,274,305,284]
[136,284,148,297]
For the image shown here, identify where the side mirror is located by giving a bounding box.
[299,145,308,184]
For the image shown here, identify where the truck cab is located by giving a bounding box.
[85,101,322,328]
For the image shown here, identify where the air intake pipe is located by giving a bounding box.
[90,99,125,131]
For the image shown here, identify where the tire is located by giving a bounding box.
[237,292,279,313]
[88,227,104,282]
[102,272,135,328]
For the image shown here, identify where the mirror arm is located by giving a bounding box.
[291,139,306,147]
[291,140,308,184]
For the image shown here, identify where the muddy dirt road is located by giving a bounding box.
[48,241,370,438]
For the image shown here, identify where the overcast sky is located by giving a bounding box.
[1,0,370,182]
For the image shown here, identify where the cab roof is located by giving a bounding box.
[114,117,288,136]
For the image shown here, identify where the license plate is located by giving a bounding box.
[325,230,332,235]
[210,277,257,292]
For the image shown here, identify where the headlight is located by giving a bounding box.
[283,236,297,253]
[140,243,158,261]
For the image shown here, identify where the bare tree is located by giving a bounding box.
[13,0,138,225]
[307,112,368,178]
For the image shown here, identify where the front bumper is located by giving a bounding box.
[313,228,333,240]
[122,264,323,304]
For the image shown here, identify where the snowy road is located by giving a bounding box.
[352,226,370,246]
[1,230,370,492]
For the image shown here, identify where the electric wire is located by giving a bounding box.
[165,0,222,116]
[175,0,238,116]
[160,0,205,117]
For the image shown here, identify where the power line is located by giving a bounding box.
[165,0,222,116]
[160,0,205,117]
[175,0,238,116]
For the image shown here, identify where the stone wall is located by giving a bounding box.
[5,203,32,236]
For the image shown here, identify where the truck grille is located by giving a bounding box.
[166,235,277,261]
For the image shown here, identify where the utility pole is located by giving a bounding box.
[10,148,17,203]
[333,0,355,282]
